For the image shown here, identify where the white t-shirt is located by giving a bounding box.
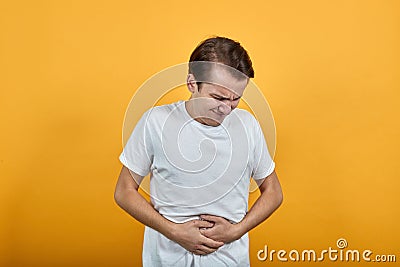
[119,100,275,266]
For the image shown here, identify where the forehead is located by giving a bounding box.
[204,83,242,98]
[205,66,248,96]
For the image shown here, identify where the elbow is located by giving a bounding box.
[114,185,139,209]
[272,176,283,208]
[276,188,283,208]
[114,187,124,208]
[270,185,283,209]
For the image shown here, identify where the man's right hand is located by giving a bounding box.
[170,219,224,255]
[115,167,224,256]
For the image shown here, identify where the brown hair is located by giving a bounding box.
[189,36,254,88]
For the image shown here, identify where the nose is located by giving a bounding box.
[218,101,232,115]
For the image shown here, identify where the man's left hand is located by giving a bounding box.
[199,214,243,243]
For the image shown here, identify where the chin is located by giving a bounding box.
[209,121,221,126]
[204,117,223,127]
[211,117,226,126]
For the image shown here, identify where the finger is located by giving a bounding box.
[201,236,224,248]
[200,214,224,223]
[193,249,213,256]
[200,229,221,242]
[196,251,206,255]
[193,220,214,228]
[196,245,217,255]
[192,249,205,255]
[199,228,209,237]
[199,227,216,238]
[199,228,208,237]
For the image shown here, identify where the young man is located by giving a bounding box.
[114,36,283,266]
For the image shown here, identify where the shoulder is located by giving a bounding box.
[144,101,182,118]
[140,101,183,127]
[231,108,259,126]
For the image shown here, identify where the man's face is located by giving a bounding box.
[188,66,248,126]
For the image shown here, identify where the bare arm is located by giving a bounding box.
[200,170,283,243]
[114,166,224,254]
[236,170,283,235]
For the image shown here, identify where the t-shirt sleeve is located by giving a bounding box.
[251,118,275,180]
[119,110,154,181]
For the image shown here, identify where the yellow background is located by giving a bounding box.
[1,0,399,266]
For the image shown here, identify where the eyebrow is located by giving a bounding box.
[210,93,242,101]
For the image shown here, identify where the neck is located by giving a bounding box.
[184,100,220,127]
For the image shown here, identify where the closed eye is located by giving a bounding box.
[211,94,241,101]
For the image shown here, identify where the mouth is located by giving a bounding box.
[211,109,226,116]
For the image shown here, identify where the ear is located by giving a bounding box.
[186,74,198,94]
